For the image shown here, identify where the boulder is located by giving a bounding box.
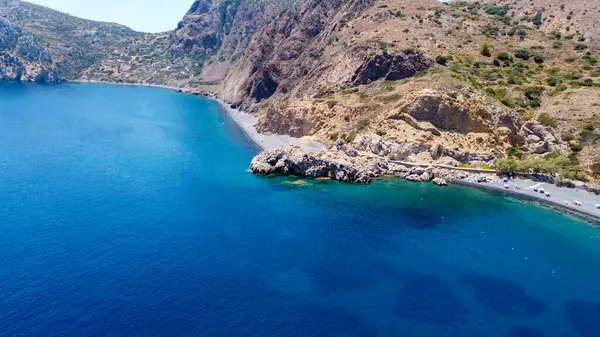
[433,178,448,186]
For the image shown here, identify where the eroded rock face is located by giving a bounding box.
[352,135,429,161]
[521,121,567,154]
[0,18,59,82]
[350,51,433,85]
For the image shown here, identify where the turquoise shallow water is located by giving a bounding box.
[0,82,599,336]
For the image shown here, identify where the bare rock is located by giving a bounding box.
[350,51,433,86]
[433,178,448,186]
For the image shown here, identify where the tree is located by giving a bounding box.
[496,158,518,173]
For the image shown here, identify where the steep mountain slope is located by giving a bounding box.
[0,0,143,79]
[0,16,58,81]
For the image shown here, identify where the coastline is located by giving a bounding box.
[69,80,326,153]
[68,80,600,224]
[455,179,600,225]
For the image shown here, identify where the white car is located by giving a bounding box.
[596,204,600,209]
[574,201,582,206]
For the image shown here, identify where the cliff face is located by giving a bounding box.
[0,0,142,81]
[0,17,58,81]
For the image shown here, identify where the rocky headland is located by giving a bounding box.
[250,142,474,185]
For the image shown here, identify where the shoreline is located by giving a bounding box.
[67,80,600,224]
[455,179,600,225]
[69,80,326,153]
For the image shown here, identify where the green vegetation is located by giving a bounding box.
[537,113,558,128]
[532,11,543,27]
[506,147,525,160]
[481,44,492,57]
[584,55,598,66]
[355,119,370,131]
[562,133,576,142]
[546,77,558,86]
[514,49,531,60]
[486,87,513,107]
[592,163,600,176]
[523,86,544,108]
[485,5,510,17]
[496,52,512,62]
[436,55,449,65]
[496,152,576,175]
[569,142,583,152]
[534,55,544,64]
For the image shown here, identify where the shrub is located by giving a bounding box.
[524,86,545,107]
[481,44,492,57]
[326,100,338,109]
[584,55,598,66]
[514,49,532,60]
[485,5,510,16]
[561,133,575,142]
[495,158,517,173]
[574,44,588,51]
[580,130,600,143]
[583,124,596,132]
[537,113,558,128]
[355,119,370,131]
[569,142,583,152]
[592,162,600,176]
[581,78,594,87]
[546,77,558,86]
[496,51,512,61]
[507,147,525,159]
[532,11,543,27]
[436,55,449,65]
[534,55,544,64]
[551,84,568,96]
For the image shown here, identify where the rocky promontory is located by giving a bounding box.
[250,144,472,185]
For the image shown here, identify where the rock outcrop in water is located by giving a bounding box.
[250,144,471,184]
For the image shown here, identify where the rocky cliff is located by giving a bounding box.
[0,17,58,81]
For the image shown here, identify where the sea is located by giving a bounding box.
[0,82,598,336]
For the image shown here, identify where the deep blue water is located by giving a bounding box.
[0,82,599,336]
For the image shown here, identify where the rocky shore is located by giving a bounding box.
[250,143,476,185]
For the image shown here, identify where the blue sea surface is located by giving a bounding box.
[0,82,599,336]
